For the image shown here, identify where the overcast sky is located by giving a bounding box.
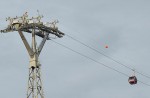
[0,0,150,98]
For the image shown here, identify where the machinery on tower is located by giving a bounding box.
[1,12,64,39]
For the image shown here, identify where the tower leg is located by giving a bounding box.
[27,66,44,98]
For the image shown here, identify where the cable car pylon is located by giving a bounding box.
[0,12,65,98]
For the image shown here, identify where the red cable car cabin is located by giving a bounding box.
[128,76,137,85]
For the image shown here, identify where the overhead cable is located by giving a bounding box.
[50,40,150,87]
[65,34,150,79]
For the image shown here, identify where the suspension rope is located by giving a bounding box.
[65,34,150,79]
[50,40,150,87]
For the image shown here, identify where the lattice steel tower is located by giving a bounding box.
[0,12,64,98]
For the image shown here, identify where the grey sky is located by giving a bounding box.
[0,0,150,98]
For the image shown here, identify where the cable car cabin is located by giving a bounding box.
[128,76,137,85]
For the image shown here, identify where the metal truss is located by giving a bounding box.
[0,12,64,98]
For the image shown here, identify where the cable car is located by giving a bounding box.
[128,76,137,85]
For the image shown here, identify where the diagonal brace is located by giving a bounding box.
[18,30,34,57]
[38,32,49,56]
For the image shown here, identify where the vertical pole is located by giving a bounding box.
[32,28,35,98]
[32,28,36,53]
[27,28,44,98]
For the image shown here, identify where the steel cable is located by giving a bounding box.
[65,34,150,79]
[50,40,150,87]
